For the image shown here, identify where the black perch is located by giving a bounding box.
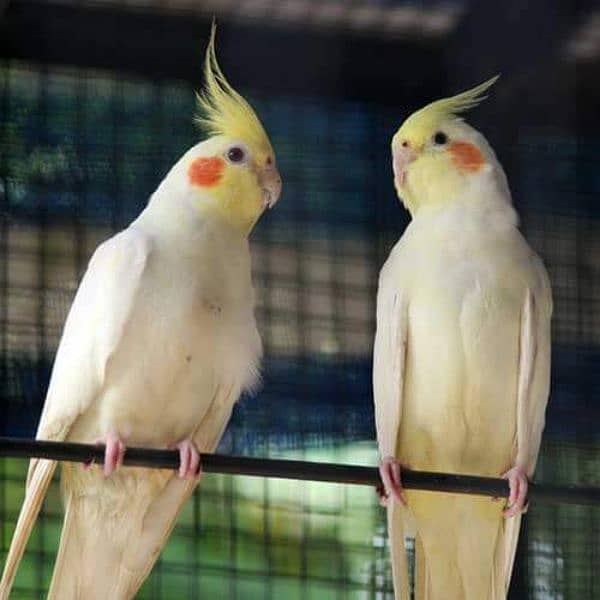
[0,437,597,506]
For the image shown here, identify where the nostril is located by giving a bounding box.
[266,156,273,166]
[401,141,409,148]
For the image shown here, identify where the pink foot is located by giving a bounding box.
[171,439,202,480]
[85,431,126,477]
[503,466,529,518]
[378,456,407,507]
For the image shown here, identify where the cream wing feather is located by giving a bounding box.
[374,213,552,600]
[0,229,150,598]
[516,262,552,477]
[1,23,275,599]
[373,275,409,600]
[373,275,408,461]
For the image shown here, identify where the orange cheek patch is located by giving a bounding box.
[449,141,486,173]
[188,157,225,187]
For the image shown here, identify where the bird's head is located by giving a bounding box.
[167,25,281,235]
[391,76,507,216]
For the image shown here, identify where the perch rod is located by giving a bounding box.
[0,437,597,506]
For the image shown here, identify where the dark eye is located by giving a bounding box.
[433,131,448,145]
[227,146,246,163]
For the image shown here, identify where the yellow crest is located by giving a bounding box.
[195,23,272,153]
[397,75,500,140]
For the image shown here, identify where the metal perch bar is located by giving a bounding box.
[0,437,597,506]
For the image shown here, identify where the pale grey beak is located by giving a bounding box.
[392,145,417,188]
[259,165,282,209]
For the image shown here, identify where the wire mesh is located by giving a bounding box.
[1,2,600,598]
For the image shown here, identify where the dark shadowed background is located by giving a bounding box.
[1,0,599,597]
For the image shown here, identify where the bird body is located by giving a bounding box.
[374,78,551,599]
[389,196,546,475]
[0,25,281,599]
[65,215,260,451]
[44,211,261,599]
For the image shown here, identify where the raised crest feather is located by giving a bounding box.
[422,75,500,119]
[398,75,500,137]
[195,23,272,153]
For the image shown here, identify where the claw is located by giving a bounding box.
[502,466,529,518]
[378,456,407,506]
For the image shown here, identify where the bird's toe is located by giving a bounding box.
[502,466,529,518]
[378,456,407,506]
[102,431,126,477]
[174,439,202,480]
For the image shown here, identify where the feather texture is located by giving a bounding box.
[195,23,272,155]
[375,194,552,599]
[375,84,552,599]
[0,26,273,597]
[395,76,499,144]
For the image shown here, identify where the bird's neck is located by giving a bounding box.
[139,179,256,240]
[408,186,518,237]
[406,164,513,221]
[134,188,249,247]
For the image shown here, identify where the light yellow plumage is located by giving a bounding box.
[393,75,499,145]
[374,79,551,599]
[0,24,281,599]
[195,24,273,157]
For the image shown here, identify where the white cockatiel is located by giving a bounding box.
[373,78,552,599]
[0,26,281,599]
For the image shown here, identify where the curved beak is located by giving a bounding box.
[392,145,417,189]
[259,164,282,209]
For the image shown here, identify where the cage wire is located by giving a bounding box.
[1,2,600,598]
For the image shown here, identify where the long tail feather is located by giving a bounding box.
[498,514,522,597]
[47,465,175,600]
[48,385,236,599]
[388,502,410,600]
[408,492,516,600]
[0,459,57,600]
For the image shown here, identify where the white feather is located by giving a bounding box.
[0,143,264,599]
[374,168,552,599]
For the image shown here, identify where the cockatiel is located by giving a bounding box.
[0,25,281,600]
[373,77,551,600]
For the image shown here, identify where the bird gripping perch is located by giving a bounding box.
[0,437,597,506]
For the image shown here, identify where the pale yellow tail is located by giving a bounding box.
[45,464,200,600]
[388,502,410,600]
[390,492,521,600]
